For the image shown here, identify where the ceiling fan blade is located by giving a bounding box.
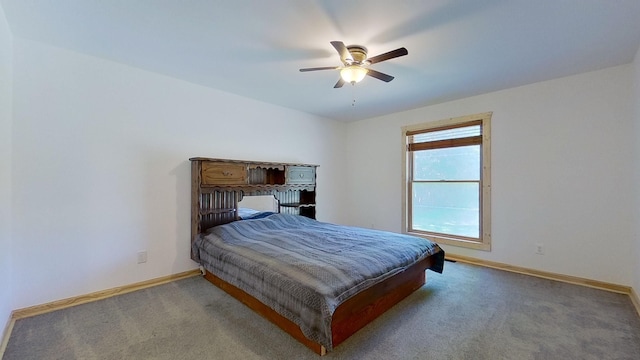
[366,69,395,82]
[330,41,353,64]
[299,66,339,72]
[334,78,345,88]
[367,47,408,64]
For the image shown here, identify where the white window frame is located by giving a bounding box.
[402,112,492,251]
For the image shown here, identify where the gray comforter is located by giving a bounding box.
[193,213,444,350]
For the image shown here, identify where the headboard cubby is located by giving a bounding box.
[190,157,318,261]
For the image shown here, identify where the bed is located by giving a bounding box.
[189,157,445,355]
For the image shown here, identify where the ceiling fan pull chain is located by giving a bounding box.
[352,83,357,107]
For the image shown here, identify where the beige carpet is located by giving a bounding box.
[4,262,640,359]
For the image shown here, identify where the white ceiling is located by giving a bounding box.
[3,0,640,122]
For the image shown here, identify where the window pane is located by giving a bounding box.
[411,182,479,238]
[413,145,480,181]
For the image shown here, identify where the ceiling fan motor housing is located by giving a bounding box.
[299,41,407,88]
[346,45,368,64]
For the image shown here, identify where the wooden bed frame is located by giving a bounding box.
[189,157,442,355]
[204,257,433,355]
[203,256,434,355]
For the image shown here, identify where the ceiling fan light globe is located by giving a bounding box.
[340,66,368,83]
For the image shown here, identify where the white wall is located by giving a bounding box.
[5,23,638,316]
[633,45,640,297]
[346,65,634,286]
[0,2,13,340]
[10,38,347,309]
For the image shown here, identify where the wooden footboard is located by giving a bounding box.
[203,271,327,355]
[331,256,432,348]
[203,256,434,355]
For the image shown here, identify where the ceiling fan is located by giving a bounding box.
[299,41,408,88]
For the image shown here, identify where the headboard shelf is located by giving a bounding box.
[198,184,315,193]
[189,157,317,168]
[200,208,236,215]
[279,203,314,208]
[190,157,318,261]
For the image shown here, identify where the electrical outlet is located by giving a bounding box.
[535,243,544,255]
[137,251,148,264]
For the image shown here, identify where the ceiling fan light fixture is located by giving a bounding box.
[340,66,368,84]
[299,41,407,88]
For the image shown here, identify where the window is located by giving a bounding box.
[402,112,491,250]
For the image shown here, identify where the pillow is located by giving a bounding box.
[238,207,260,219]
[241,211,276,220]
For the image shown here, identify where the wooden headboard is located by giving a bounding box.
[189,157,318,261]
